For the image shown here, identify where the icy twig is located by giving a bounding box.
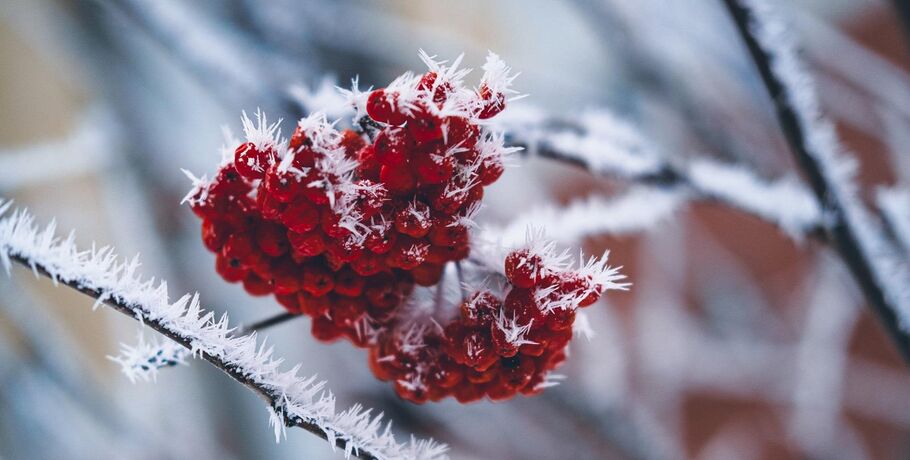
[722,0,910,363]
[496,106,823,239]
[0,203,447,460]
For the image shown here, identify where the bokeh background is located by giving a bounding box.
[2,1,910,459]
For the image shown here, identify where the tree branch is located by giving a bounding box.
[721,0,910,364]
[0,205,447,460]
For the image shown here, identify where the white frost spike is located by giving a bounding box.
[480,51,520,97]
[241,108,283,151]
[0,202,448,460]
[495,309,536,346]
[108,333,189,383]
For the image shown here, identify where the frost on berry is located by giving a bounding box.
[184,51,625,404]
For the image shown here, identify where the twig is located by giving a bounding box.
[721,0,910,364]
[241,311,302,335]
[9,254,382,458]
[0,206,447,460]
[501,110,825,240]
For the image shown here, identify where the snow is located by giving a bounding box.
[0,202,448,460]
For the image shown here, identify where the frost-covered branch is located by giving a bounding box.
[110,311,301,381]
[0,202,447,460]
[723,0,910,364]
[878,188,910,255]
[497,106,823,239]
[488,187,687,249]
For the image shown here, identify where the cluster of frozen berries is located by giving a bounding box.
[369,241,616,403]
[187,52,622,403]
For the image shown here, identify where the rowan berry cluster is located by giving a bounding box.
[186,52,622,403]
[369,238,617,403]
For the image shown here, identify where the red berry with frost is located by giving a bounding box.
[366,90,406,126]
[479,156,504,186]
[394,202,431,238]
[408,105,443,142]
[243,273,273,296]
[461,291,500,327]
[413,149,454,184]
[505,249,541,288]
[234,142,276,180]
[476,84,506,119]
[373,129,410,167]
[444,116,479,149]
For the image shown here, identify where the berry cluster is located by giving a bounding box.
[187,52,622,403]
[368,240,618,403]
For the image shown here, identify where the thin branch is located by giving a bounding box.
[0,205,447,460]
[721,0,910,364]
[499,107,824,239]
[241,311,301,334]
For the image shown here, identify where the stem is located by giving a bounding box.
[8,254,380,460]
[721,0,910,365]
[241,311,301,334]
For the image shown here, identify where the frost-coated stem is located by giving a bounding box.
[502,112,823,240]
[0,205,447,460]
[722,0,910,364]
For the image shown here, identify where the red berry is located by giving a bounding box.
[201,219,230,252]
[394,201,432,238]
[411,262,444,286]
[255,222,289,257]
[479,156,504,186]
[340,129,367,157]
[379,164,417,195]
[281,200,320,234]
[243,273,273,296]
[312,315,343,342]
[461,291,500,327]
[276,293,302,314]
[234,142,276,180]
[215,251,247,283]
[444,117,479,149]
[505,250,541,288]
[408,106,443,142]
[366,90,406,126]
[476,85,506,119]
[302,264,334,297]
[373,129,410,167]
[287,229,325,257]
[413,149,453,184]
[334,268,365,297]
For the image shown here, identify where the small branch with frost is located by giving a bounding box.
[0,203,447,460]
[722,0,910,364]
[111,311,302,381]
[496,106,823,239]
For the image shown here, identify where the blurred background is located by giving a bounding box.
[1,0,909,458]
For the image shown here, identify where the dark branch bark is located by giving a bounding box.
[8,254,379,460]
[721,0,910,365]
